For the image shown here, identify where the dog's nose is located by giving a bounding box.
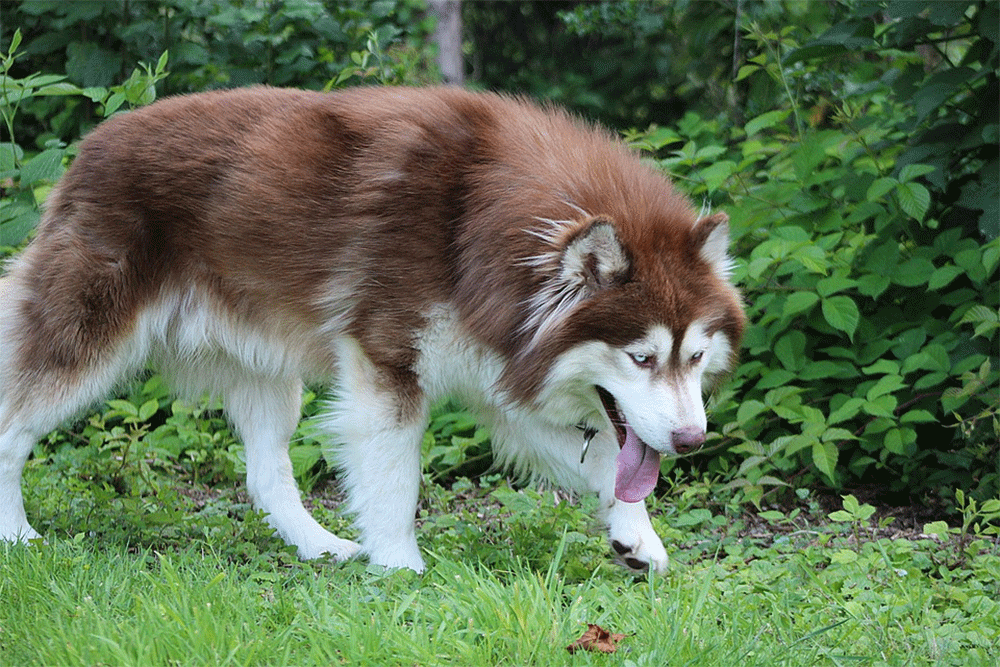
[671,427,705,454]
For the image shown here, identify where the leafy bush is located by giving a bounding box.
[1,31,169,247]
[1,0,435,151]
[633,0,998,506]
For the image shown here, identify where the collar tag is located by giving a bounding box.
[578,425,598,464]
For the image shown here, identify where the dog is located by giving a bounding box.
[0,86,744,572]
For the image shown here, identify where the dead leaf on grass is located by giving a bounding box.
[566,623,627,654]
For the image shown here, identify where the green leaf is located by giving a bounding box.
[841,494,860,515]
[735,64,760,82]
[18,148,65,186]
[745,109,791,136]
[866,177,897,201]
[816,275,855,297]
[863,359,899,375]
[901,409,936,423]
[857,273,890,298]
[783,291,819,318]
[697,160,737,192]
[822,427,856,442]
[106,399,139,417]
[737,400,768,424]
[34,82,83,97]
[794,245,830,274]
[884,428,905,454]
[958,304,999,337]
[892,257,935,287]
[799,360,849,380]
[897,181,930,220]
[899,163,936,182]
[922,520,951,538]
[0,141,23,171]
[289,443,322,479]
[756,369,796,390]
[923,344,952,372]
[828,397,864,424]
[927,264,963,290]
[863,394,897,419]
[954,247,983,277]
[866,374,905,401]
[812,441,838,482]
[774,330,807,371]
[829,549,858,564]
[104,91,127,116]
[821,295,860,339]
[138,399,159,422]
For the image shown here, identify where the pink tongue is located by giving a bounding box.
[614,425,661,503]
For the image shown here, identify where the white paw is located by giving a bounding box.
[364,541,425,573]
[0,523,42,544]
[610,536,668,573]
[606,499,668,573]
[294,532,362,562]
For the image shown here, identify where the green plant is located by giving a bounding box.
[924,488,1000,569]
[1,29,168,247]
[632,0,998,508]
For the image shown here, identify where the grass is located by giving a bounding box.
[2,392,998,666]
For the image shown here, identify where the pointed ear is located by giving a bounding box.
[558,217,631,295]
[693,212,734,280]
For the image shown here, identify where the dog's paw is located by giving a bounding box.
[605,499,669,574]
[0,522,42,544]
[611,538,668,574]
[296,533,362,562]
[364,541,426,573]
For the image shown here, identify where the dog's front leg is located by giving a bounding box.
[581,434,668,573]
[604,496,668,573]
[327,338,427,572]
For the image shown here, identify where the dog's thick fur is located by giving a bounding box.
[0,87,743,572]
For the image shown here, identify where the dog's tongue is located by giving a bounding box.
[614,424,661,503]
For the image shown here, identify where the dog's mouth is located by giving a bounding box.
[596,386,661,503]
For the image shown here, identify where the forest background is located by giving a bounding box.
[0,2,998,665]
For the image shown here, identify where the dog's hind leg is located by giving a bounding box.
[0,277,144,544]
[0,422,44,542]
[224,374,360,561]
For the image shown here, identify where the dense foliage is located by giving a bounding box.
[661,0,998,507]
[1,0,997,515]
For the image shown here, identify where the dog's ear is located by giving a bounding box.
[520,216,631,346]
[558,217,631,296]
[692,212,733,281]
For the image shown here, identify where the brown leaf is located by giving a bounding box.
[566,623,627,654]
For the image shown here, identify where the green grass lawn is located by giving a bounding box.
[3,456,998,666]
[1,393,997,666]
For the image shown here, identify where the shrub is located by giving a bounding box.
[632,0,997,507]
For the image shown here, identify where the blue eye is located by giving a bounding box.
[629,353,655,368]
[690,351,704,365]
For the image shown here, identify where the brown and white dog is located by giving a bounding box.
[0,87,744,572]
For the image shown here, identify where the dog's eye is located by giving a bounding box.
[690,351,704,365]
[629,353,655,369]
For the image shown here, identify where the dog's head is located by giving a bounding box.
[513,210,745,502]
